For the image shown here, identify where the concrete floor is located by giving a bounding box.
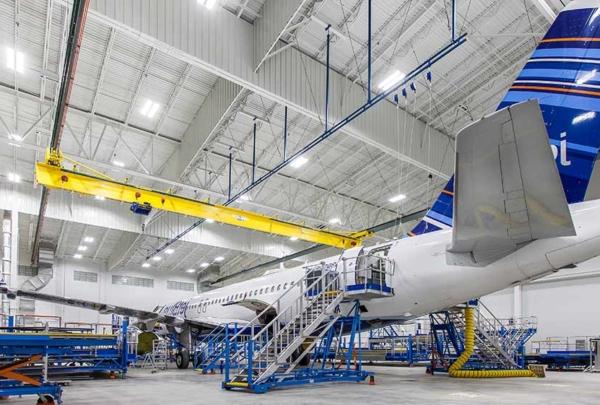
[7,367,599,404]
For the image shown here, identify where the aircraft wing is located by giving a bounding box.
[448,100,576,265]
[0,286,220,331]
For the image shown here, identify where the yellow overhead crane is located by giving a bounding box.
[35,151,371,249]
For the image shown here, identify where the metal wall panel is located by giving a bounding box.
[89,0,453,178]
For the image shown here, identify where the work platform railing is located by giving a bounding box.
[222,254,394,393]
[430,302,537,371]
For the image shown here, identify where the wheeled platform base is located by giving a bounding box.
[0,380,62,404]
[222,368,372,394]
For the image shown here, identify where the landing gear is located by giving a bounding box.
[176,349,190,369]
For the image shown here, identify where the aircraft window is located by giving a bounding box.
[271,286,275,293]
[259,288,263,294]
[277,284,281,291]
[254,289,258,295]
[284,283,288,290]
[243,292,247,299]
[291,280,295,286]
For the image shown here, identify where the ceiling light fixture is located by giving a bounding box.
[328,217,341,225]
[197,0,217,9]
[77,245,88,251]
[214,256,224,262]
[6,47,25,73]
[378,70,406,91]
[388,193,407,203]
[83,236,94,243]
[200,262,210,268]
[142,262,151,268]
[290,156,308,168]
[205,218,215,223]
[112,159,125,168]
[186,268,196,273]
[140,99,160,118]
[8,134,22,142]
[95,195,106,201]
[73,253,82,259]
[7,172,21,183]
[165,248,175,255]
[238,194,250,201]
[152,256,162,261]
[290,236,298,241]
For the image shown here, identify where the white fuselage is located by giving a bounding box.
[160,200,600,327]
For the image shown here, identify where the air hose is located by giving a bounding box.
[448,307,539,378]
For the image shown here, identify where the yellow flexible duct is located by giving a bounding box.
[448,307,539,378]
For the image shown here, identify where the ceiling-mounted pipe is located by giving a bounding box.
[31,0,91,265]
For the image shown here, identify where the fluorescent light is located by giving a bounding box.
[73,253,82,259]
[572,111,596,124]
[140,99,160,118]
[142,262,151,268]
[7,172,21,183]
[83,236,95,243]
[205,218,215,223]
[238,194,250,201]
[290,156,308,168]
[200,262,210,268]
[8,134,22,142]
[214,256,224,262]
[6,47,25,73]
[198,0,217,9]
[186,268,196,273]
[77,245,88,251]
[152,256,162,261]
[112,159,125,167]
[165,248,175,255]
[388,193,407,203]
[290,236,299,241]
[328,217,341,225]
[378,70,406,91]
[95,195,106,201]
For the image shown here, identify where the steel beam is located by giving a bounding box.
[213,208,428,284]
[87,0,455,178]
[32,0,91,265]
[35,163,369,249]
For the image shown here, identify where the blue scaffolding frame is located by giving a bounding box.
[0,317,130,403]
[222,301,371,394]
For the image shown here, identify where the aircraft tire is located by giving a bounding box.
[176,349,190,369]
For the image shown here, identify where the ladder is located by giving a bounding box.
[433,302,537,371]
[223,253,395,393]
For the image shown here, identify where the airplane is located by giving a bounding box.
[3,0,600,370]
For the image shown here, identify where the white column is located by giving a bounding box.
[513,284,522,320]
[1,211,11,319]
[9,210,18,315]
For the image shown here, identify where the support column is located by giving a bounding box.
[1,211,11,321]
[513,284,522,320]
[9,210,18,316]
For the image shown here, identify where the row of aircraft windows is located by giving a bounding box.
[188,280,296,310]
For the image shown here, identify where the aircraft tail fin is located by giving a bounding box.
[409,1,600,237]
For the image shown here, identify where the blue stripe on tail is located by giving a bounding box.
[410,4,600,236]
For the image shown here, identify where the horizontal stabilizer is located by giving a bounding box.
[448,100,575,266]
